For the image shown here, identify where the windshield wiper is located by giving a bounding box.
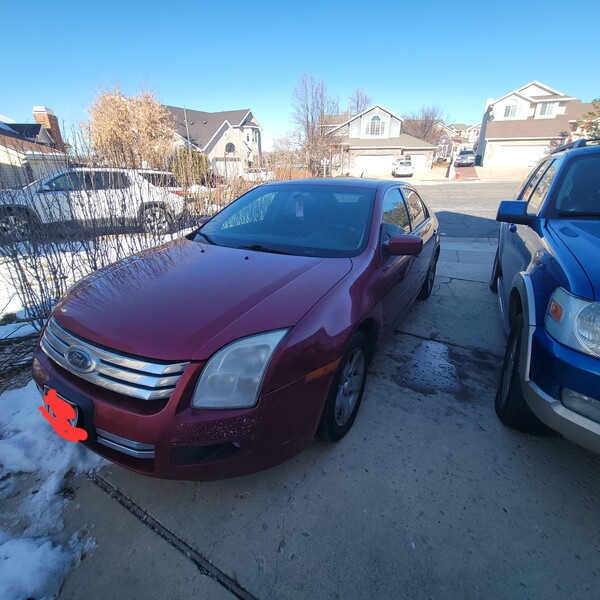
[239,244,292,255]
[196,231,216,245]
[557,211,600,218]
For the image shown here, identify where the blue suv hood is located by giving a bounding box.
[549,220,600,299]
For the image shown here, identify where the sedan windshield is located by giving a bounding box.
[552,155,600,218]
[195,183,376,257]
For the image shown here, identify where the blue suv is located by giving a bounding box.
[491,139,600,454]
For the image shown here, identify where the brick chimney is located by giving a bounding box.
[32,106,65,152]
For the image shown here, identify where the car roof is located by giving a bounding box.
[261,178,387,190]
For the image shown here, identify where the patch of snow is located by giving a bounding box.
[0,381,108,598]
[0,322,38,340]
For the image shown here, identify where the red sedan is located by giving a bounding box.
[33,178,440,479]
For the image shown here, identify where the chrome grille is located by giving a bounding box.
[41,317,189,400]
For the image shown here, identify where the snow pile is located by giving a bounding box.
[0,380,107,599]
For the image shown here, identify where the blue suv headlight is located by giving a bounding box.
[545,287,600,358]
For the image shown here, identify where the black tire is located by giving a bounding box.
[0,209,36,242]
[418,254,437,300]
[495,314,547,434]
[490,248,501,293]
[142,205,172,235]
[317,332,369,442]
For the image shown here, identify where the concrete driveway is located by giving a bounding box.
[57,183,600,600]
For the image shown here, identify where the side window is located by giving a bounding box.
[527,159,560,215]
[520,160,552,203]
[112,173,131,189]
[91,172,130,190]
[382,188,410,236]
[403,187,427,229]
[44,172,83,192]
[91,172,110,190]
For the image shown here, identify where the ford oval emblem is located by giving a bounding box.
[66,346,96,374]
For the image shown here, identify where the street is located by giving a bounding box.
[57,182,600,600]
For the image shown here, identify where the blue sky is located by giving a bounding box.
[2,0,599,149]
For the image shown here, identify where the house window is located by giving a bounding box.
[504,101,517,118]
[252,130,259,143]
[366,116,385,136]
[247,134,250,142]
[540,102,556,116]
[225,143,235,153]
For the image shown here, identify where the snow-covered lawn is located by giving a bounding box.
[0,380,107,600]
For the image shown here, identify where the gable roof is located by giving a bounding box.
[0,133,65,156]
[327,104,402,135]
[6,123,43,139]
[165,105,257,150]
[493,81,575,106]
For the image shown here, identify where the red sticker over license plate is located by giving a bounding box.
[43,387,79,428]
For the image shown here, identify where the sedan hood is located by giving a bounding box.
[54,238,352,361]
[549,220,600,298]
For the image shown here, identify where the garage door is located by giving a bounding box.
[407,154,428,172]
[488,144,547,168]
[352,155,395,177]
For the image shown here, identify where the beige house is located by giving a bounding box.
[166,106,263,179]
[0,107,67,189]
[325,105,436,177]
[477,81,593,168]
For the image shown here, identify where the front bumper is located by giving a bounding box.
[32,348,332,479]
[521,327,600,454]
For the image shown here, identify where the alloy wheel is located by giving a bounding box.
[334,347,366,427]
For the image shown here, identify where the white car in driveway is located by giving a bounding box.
[241,168,276,182]
[391,158,414,178]
[0,167,186,238]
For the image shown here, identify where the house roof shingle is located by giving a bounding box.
[486,116,572,139]
[0,133,64,155]
[165,105,253,149]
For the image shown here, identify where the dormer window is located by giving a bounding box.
[504,100,518,118]
[539,102,557,116]
[366,115,385,136]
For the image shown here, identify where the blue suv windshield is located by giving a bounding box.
[551,154,600,218]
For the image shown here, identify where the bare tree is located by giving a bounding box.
[401,105,451,145]
[291,74,339,175]
[86,87,176,168]
[348,88,371,116]
[267,133,302,179]
[577,98,600,138]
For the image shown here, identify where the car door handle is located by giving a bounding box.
[509,224,517,233]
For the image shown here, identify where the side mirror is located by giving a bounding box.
[496,200,535,226]
[384,234,423,257]
[40,184,53,193]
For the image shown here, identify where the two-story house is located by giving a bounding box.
[476,81,593,168]
[325,105,436,177]
[0,107,67,189]
[166,106,263,178]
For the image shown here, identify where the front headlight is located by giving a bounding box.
[545,287,600,358]
[191,329,289,409]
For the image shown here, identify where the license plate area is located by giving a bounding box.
[43,386,80,428]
